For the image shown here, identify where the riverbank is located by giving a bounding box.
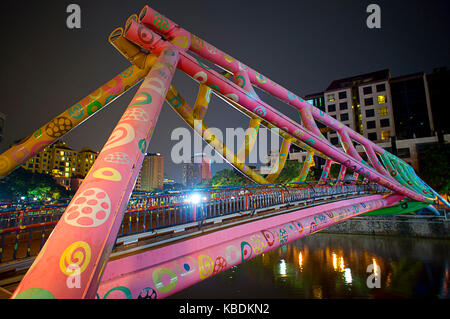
[322,215,449,239]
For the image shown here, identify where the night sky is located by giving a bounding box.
[0,0,449,182]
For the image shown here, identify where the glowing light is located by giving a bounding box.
[20,196,25,200]
[339,257,345,272]
[332,253,338,271]
[298,252,303,270]
[372,258,379,277]
[189,193,201,204]
[344,268,352,284]
[279,259,287,277]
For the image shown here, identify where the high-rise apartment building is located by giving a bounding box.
[426,67,449,136]
[324,69,395,144]
[21,141,98,178]
[303,67,447,174]
[390,72,434,139]
[138,153,164,191]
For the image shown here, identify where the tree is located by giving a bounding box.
[210,169,253,187]
[418,142,450,195]
[0,167,73,200]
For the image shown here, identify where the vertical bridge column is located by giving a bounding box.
[319,159,333,183]
[12,47,180,299]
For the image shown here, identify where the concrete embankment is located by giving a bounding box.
[322,215,450,239]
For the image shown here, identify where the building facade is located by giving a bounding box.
[323,69,395,144]
[302,67,446,174]
[21,141,98,178]
[426,67,450,136]
[390,72,434,139]
[138,153,164,191]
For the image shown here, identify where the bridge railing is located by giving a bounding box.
[0,183,388,263]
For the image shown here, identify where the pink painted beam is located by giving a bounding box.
[11,47,180,299]
[137,5,383,155]
[124,19,430,204]
[96,194,398,299]
[319,159,333,183]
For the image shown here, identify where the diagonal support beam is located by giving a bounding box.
[266,137,292,183]
[0,61,155,178]
[12,46,180,299]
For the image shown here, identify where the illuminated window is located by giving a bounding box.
[377,95,386,104]
[381,130,390,140]
[327,94,335,102]
[60,151,64,156]
[65,162,69,166]
[65,173,69,177]
[378,107,389,116]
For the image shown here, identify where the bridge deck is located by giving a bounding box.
[0,191,368,298]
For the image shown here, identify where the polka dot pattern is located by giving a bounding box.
[64,188,111,228]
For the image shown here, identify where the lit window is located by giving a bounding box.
[378,107,389,116]
[377,95,386,104]
[65,173,69,177]
[66,162,69,166]
[60,151,64,156]
[327,94,335,102]
[381,130,390,140]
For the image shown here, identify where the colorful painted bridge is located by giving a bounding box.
[0,5,447,299]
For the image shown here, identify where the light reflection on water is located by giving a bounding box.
[170,233,450,299]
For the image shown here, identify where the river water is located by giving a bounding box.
[170,233,450,299]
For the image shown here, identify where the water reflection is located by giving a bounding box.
[170,233,450,299]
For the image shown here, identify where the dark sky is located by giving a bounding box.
[0,0,449,182]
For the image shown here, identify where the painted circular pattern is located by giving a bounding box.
[15,288,56,299]
[64,188,111,227]
[0,156,10,175]
[138,287,157,299]
[213,256,228,274]
[123,107,150,122]
[59,241,91,276]
[45,117,73,138]
[103,152,130,165]
[68,104,84,119]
